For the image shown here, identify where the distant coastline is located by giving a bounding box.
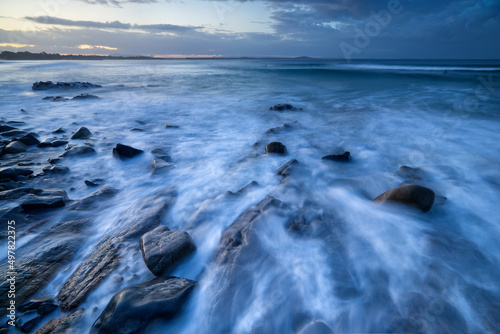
[0,51,316,61]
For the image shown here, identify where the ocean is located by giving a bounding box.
[1,58,500,333]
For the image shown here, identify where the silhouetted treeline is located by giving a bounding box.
[0,51,154,60]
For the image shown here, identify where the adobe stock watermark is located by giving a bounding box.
[340,0,407,63]
[6,220,17,327]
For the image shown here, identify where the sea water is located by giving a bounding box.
[1,59,499,333]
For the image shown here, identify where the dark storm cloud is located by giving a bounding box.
[25,16,202,32]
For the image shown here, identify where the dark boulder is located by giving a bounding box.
[42,165,70,174]
[70,127,92,139]
[373,184,435,213]
[0,125,16,132]
[33,308,84,334]
[19,133,40,146]
[265,142,287,154]
[32,81,101,91]
[90,277,196,334]
[140,226,196,276]
[72,93,99,100]
[113,143,143,159]
[58,189,176,310]
[4,140,27,154]
[322,151,350,162]
[277,159,298,179]
[269,104,302,111]
[59,145,96,158]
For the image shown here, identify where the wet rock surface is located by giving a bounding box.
[33,309,84,334]
[32,81,101,90]
[59,145,96,158]
[70,127,92,139]
[90,277,197,334]
[322,151,350,162]
[265,142,287,154]
[140,226,196,276]
[113,143,144,159]
[374,184,436,213]
[58,189,176,310]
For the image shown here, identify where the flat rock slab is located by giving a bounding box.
[374,184,435,213]
[21,189,69,211]
[0,219,90,317]
[140,226,196,276]
[58,189,176,310]
[59,145,96,158]
[0,167,33,181]
[32,81,101,90]
[91,277,196,334]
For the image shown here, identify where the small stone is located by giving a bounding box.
[322,151,350,162]
[38,138,57,148]
[374,184,435,213]
[152,159,174,174]
[19,133,40,146]
[51,139,68,147]
[269,104,302,111]
[265,142,287,154]
[52,128,66,134]
[1,129,28,137]
[70,127,92,139]
[130,127,145,132]
[112,143,143,159]
[72,93,99,100]
[164,123,179,128]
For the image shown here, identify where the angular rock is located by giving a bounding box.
[265,142,287,154]
[21,189,69,211]
[16,311,41,333]
[0,125,16,132]
[51,139,68,147]
[4,140,27,154]
[269,104,302,111]
[69,186,118,211]
[140,226,196,276]
[70,127,92,139]
[91,277,197,334]
[58,189,176,310]
[52,127,66,134]
[113,143,143,159]
[43,165,70,174]
[85,178,104,187]
[322,151,350,162]
[0,167,33,181]
[32,81,101,91]
[33,309,84,334]
[0,219,90,317]
[19,133,40,146]
[59,145,96,158]
[277,159,298,179]
[0,187,41,200]
[374,184,435,213]
[151,148,171,161]
[72,93,99,100]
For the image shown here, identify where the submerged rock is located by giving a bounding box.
[140,226,196,276]
[277,159,298,179]
[269,104,303,111]
[38,138,57,148]
[33,308,84,334]
[50,139,68,147]
[16,311,41,333]
[58,189,176,310]
[265,142,287,154]
[0,125,16,132]
[322,151,350,162]
[19,133,40,146]
[91,277,196,334]
[72,93,99,100]
[43,96,69,102]
[32,81,101,91]
[18,296,58,315]
[85,178,105,187]
[1,129,28,137]
[164,123,179,128]
[113,143,143,159]
[151,148,171,161]
[69,186,118,211]
[59,145,96,158]
[4,140,27,154]
[70,127,92,139]
[374,184,435,213]
[52,127,66,134]
[152,159,174,174]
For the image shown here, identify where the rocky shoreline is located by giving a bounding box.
[1,87,451,333]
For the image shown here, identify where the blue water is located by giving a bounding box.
[1,59,500,333]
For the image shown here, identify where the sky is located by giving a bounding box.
[0,0,499,58]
